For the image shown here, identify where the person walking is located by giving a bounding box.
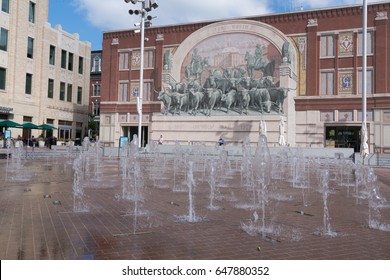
[218,137,225,146]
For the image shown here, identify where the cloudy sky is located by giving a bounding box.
[48,0,386,49]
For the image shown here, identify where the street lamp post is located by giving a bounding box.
[360,0,369,161]
[362,0,367,125]
[125,0,158,148]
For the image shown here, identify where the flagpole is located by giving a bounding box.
[362,0,367,125]
[360,0,369,162]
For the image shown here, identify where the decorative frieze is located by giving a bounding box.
[111,38,119,45]
[307,18,318,27]
[376,11,388,20]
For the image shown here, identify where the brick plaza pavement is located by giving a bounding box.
[0,154,389,260]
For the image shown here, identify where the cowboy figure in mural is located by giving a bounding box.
[245,43,274,78]
[185,48,209,80]
[255,44,264,66]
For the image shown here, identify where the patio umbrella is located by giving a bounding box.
[0,120,22,128]
[22,122,39,129]
[37,124,57,130]
[360,122,369,161]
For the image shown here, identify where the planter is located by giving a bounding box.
[38,140,45,148]
[57,141,65,146]
[14,141,21,148]
[66,141,74,146]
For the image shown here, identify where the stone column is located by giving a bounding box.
[279,62,297,147]
[306,18,318,96]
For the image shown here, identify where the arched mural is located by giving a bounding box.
[159,20,296,116]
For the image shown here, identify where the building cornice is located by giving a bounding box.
[103,2,390,41]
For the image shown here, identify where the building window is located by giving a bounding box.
[23,116,33,123]
[58,120,72,141]
[48,79,54,98]
[93,83,101,96]
[143,81,154,101]
[358,69,373,95]
[1,0,9,13]
[28,1,35,23]
[320,35,334,57]
[78,57,84,74]
[119,52,129,70]
[77,87,82,104]
[76,122,83,140]
[67,84,72,102]
[49,45,55,65]
[68,53,74,71]
[144,50,155,68]
[61,50,67,69]
[25,73,32,94]
[91,56,101,72]
[60,82,65,101]
[358,31,373,55]
[0,67,6,90]
[118,81,129,101]
[0,28,8,52]
[320,71,334,95]
[27,37,34,59]
[92,101,100,116]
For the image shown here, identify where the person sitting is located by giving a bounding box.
[218,137,225,146]
[158,135,164,145]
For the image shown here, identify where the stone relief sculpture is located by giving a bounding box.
[158,33,291,116]
[282,42,291,64]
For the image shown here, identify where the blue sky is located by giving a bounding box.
[48,0,385,50]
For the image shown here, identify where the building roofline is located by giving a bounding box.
[103,1,389,36]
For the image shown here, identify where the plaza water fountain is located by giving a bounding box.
[2,127,390,260]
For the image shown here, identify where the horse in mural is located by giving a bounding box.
[244,51,275,79]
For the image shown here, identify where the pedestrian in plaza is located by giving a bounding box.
[218,136,225,146]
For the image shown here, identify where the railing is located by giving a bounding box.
[369,145,390,166]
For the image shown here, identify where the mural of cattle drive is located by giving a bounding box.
[159,33,290,116]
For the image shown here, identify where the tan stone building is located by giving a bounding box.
[0,0,90,143]
[101,2,390,152]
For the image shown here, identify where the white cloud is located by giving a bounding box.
[72,0,270,32]
[72,0,388,32]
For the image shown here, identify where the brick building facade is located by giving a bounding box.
[101,2,390,151]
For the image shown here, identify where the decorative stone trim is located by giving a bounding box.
[376,11,388,21]
[156,34,164,41]
[307,18,318,27]
[111,38,119,45]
